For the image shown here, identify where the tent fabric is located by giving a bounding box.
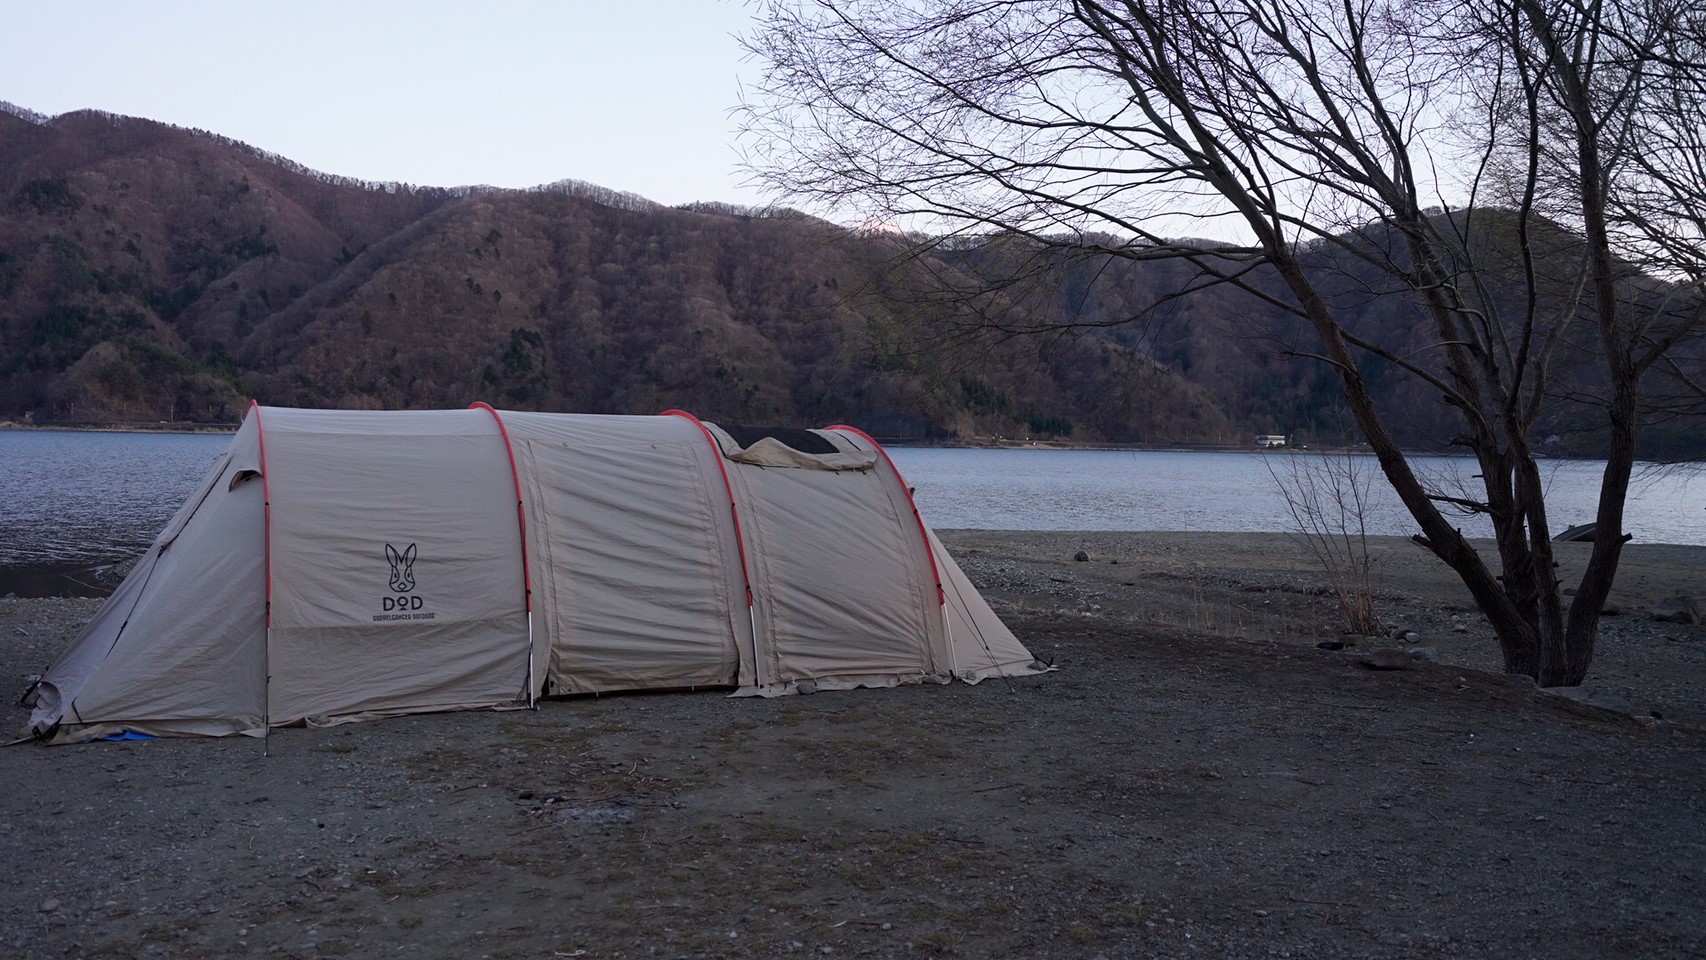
[26,406,1044,744]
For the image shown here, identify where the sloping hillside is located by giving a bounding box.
[0,105,1235,442]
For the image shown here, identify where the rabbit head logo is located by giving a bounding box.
[385,543,417,593]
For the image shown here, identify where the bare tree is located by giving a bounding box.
[742,0,1705,685]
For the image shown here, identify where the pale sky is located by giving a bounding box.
[0,1,769,206]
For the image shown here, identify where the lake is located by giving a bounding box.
[1,430,1701,594]
[888,447,1706,543]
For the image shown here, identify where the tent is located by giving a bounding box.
[27,405,1043,743]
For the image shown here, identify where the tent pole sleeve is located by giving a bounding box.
[248,400,273,751]
[660,410,756,610]
[470,402,537,707]
[820,425,945,606]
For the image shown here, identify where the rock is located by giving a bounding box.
[795,681,818,696]
[1452,625,1468,633]
[1360,648,1413,670]
[1407,645,1439,662]
[1601,604,1621,616]
[1505,672,1536,687]
[1316,640,1345,651]
[1074,550,1090,562]
[1651,596,1699,624]
[39,898,59,913]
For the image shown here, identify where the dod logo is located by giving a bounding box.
[374,542,436,622]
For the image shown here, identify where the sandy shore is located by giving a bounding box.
[3,531,1702,958]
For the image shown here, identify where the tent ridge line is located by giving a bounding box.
[660,409,757,611]
[470,402,538,709]
[660,408,763,688]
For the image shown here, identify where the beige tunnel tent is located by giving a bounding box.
[28,406,1044,743]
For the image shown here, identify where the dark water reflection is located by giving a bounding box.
[1,430,228,595]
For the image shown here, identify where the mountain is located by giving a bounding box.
[2,104,1697,456]
[0,104,1235,443]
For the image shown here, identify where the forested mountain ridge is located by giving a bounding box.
[2,104,1695,454]
[0,104,1234,443]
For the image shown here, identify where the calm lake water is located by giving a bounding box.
[888,447,1706,544]
[1,431,1702,582]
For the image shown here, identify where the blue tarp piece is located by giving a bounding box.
[94,731,156,742]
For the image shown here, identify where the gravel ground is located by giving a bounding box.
[3,531,1702,959]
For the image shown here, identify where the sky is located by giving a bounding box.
[0,1,769,206]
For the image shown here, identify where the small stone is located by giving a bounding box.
[1254,909,1269,918]
[795,681,818,696]
[12,626,28,636]
[1360,648,1413,671]
[39,898,59,913]
[1452,625,1468,634]
[1600,605,1620,616]
[1651,596,1699,624]
[1316,640,1345,651]
[1407,645,1439,662]
[1074,551,1090,562]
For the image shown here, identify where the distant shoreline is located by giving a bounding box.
[0,419,1601,461]
[0,420,238,436]
[0,419,1337,451]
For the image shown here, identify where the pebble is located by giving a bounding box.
[1074,551,1090,562]
[1360,649,1413,671]
[39,898,59,913]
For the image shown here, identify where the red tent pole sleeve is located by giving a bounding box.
[248,400,273,744]
[248,400,273,626]
[821,425,945,606]
[469,403,534,613]
[660,409,755,608]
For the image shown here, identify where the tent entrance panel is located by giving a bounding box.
[737,465,937,686]
[33,441,268,741]
[265,431,528,723]
[525,440,739,695]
